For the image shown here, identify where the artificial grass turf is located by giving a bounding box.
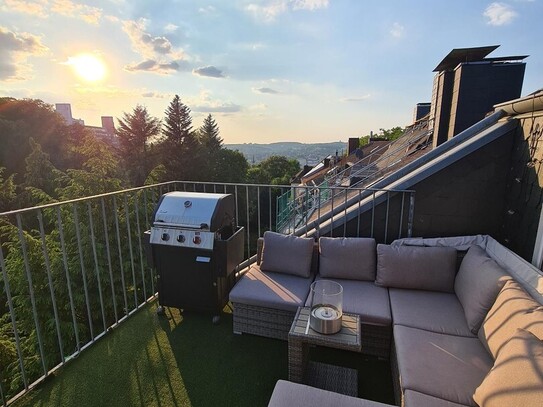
[12,301,394,407]
[12,301,287,407]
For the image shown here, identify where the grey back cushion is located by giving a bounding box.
[454,245,511,334]
[376,244,457,292]
[260,231,314,278]
[319,237,376,281]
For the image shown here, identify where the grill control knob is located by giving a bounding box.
[161,233,170,241]
[177,234,185,243]
[193,236,201,245]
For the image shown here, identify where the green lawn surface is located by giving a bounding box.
[12,301,394,407]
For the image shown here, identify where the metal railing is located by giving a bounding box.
[0,180,415,405]
[276,121,430,232]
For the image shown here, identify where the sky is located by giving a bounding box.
[0,0,542,144]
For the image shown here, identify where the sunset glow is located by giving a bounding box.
[67,54,106,82]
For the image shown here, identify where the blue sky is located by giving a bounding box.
[0,0,542,143]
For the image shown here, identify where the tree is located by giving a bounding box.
[0,167,16,212]
[198,114,223,152]
[213,149,249,183]
[160,95,199,181]
[24,138,58,196]
[116,105,161,186]
[247,155,300,185]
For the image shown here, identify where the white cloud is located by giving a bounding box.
[164,23,178,33]
[199,5,217,14]
[340,94,371,102]
[192,65,225,78]
[1,0,103,24]
[390,22,405,38]
[253,87,280,94]
[246,0,328,22]
[0,0,48,18]
[0,26,48,81]
[484,2,518,26]
[122,19,189,74]
[291,0,329,10]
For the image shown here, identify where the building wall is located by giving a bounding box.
[501,114,543,261]
[448,62,525,139]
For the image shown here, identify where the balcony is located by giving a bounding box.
[0,181,412,406]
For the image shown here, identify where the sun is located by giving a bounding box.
[68,54,106,82]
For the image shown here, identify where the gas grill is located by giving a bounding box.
[146,191,244,322]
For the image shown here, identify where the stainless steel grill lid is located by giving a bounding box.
[153,191,233,230]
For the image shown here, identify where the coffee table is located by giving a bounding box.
[288,306,361,397]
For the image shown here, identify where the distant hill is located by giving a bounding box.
[225,141,347,165]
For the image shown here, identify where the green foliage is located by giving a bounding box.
[0,98,70,182]
[213,149,249,183]
[160,95,198,181]
[0,167,16,212]
[247,155,300,185]
[116,105,161,186]
[198,114,223,151]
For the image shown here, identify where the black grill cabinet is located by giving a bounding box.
[145,192,244,321]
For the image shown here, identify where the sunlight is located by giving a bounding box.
[67,54,106,82]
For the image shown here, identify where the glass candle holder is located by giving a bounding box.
[309,280,343,334]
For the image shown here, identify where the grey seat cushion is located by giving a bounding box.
[229,264,313,312]
[404,390,471,407]
[260,231,315,278]
[394,325,493,406]
[306,276,391,325]
[389,289,474,337]
[376,244,457,292]
[319,237,376,281]
[268,380,394,407]
[454,245,511,334]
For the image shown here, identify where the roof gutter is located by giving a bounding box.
[494,91,543,115]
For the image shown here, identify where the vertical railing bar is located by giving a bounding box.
[371,191,376,238]
[330,187,334,237]
[304,187,309,237]
[0,380,5,407]
[15,213,47,376]
[357,189,361,237]
[101,198,118,324]
[0,238,28,389]
[343,190,348,237]
[113,197,129,315]
[143,189,150,230]
[246,186,250,259]
[257,186,261,238]
[407,192,415,238]
[124,195,138,309]
[384,191,390,244]
[268,187,272,232]
[37,210,64,363]
[56,207,80,352]
[224,184,227,194]
[87,202,107,333]
[213,184,216,193]
[235,185,239,227]
[73,204,95,339]
[398,192,405,239]
[148,188,156,296]
[203,184,207,193]
[134,195,148,301]
[317,187,321,231]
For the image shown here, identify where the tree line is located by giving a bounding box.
[0,96,301,213]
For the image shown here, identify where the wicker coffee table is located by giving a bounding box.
[288,307,361,397]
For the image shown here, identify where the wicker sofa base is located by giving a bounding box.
[360,322,392,359]
[232,302,296,340]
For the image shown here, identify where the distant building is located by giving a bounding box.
[55,103,84,125]
[55,103,117,145]
[430,45,527,147]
